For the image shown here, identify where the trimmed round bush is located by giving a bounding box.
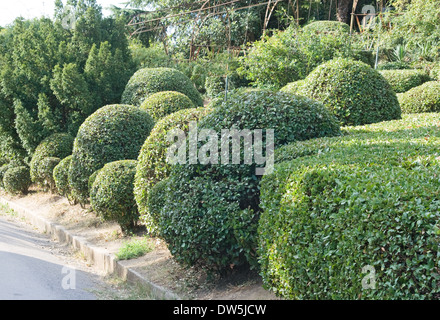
[30,133,74,189]
[156,89,341,271]
[377,61,411,70]
[121,67,204,107]
[53,155,73,199]
[3,166,31,195]
[397,81,440,113]
[38,157,61,192]
[430,64,440,81]
[379,69,430,93]
[139,91,195,121]
[0,165,10,189]
[68,104,155,204]
[288,58,401,126]
[90,160,139,232]
[302,20,350,35]
[134,107,212,234]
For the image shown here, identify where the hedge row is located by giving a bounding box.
[259,113,440,299]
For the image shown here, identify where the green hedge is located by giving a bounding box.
[53,155,73,199]
[68,104,154,204]
[258,113,440,299]
[285,58,401,126]
[379,69,430,93]
[134,107,212,235]
[121,67,204,107]
[139,91,195,121]
[397,81,440,113]
[155,89,341,272]
[90,160,139,232]
[30,133,74,189]
[431,64,440,80]
[302,20,350,35]
[3,166,31,195]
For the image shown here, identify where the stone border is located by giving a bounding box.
[0,196,180,300]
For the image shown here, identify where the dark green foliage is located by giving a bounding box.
[287,58,402,126]
[258,114,440,299]
[0,165,10,189]
[157,89,341,272]
[379,69,431,93]
[90,160,139,232]
[37,157,61,192]
[30,133,74,189]
[121,67,204,107]
[134,107,212,234]
[397,81,440,113]
[53,155,73,199]
[205,75,235,99]
[69,104,154,205]
[377,62,412,70]
[139,91,195,121]
[3,166,31,195]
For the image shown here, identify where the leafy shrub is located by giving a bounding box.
[139,91,195,121]
[121,67,204,107]
[398,81,440,113]
[302,20,350,34]
[0,165,10,189]
[287,58,401,126]
[53,155,73,199]
[258,114,440,299]
[68,104,154,204]
[205,75,236,99]
[90,160,139,232]
[134,107,212,234]
[379,69,430,93]
[430,64,440,80]
[3,166,31,195]
[38,157,61,192]
[30,133,74,189]
[156,89,341,272]
[238,24,367,89]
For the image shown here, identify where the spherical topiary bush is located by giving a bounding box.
[139,91,195,121]
[90,160,139,232]
[38,157,61,192]
[156,89,341,271]
[397,81,440,113]
[295,58,402,126]
[3,166,31,195]
[30,133,74,189]
[53,155,73,200]
[430,64,440,81]
[0,165,10,189]
[302,20,350,35]
[279,80,306,94]
[121,67,204,107]
[68,104,155,205]
[134,107,212,234]
[379,69,431,93]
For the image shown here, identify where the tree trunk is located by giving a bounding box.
[337,0,352,24]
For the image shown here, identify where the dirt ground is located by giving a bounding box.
[0,186,280,300]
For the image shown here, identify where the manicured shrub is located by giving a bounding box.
[69,104,154,205]
[90,160,139,233]
[30,133,74,189]
[0,165,10,189]
[302,20,350,35]
[3,166,31,195]
[38,157,61,192]
[430,64,440,81]
[258,113,440,299]
[379,69,430,93]
[121,67,204,107]
[377,61,411,70]
[134,107,212,235]
[205,75,236,99]
[397,81,440,113]
[139,91,195,121]
[156,89,341,272]
[289,58,401,126]
[53,155,73,199]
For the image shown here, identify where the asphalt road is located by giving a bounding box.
[0,216,104,300]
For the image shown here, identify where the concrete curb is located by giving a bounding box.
[0,196,180,300]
